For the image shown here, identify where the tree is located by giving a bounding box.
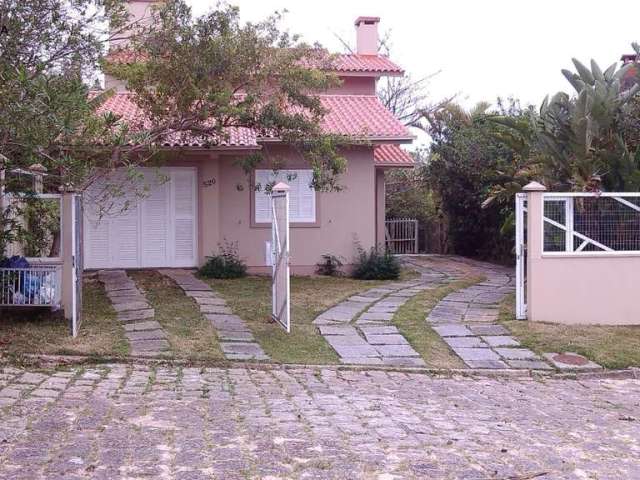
[104,1,347,191]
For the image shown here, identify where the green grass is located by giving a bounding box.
[204,275,384,364]
[393,277,481,369]
[0,276,128,358]
[500,295,640,369]
[129,270,224,361]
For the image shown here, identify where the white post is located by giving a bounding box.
[271,182,290,333]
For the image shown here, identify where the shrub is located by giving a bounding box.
[199,241,247,279]
[316,254,344,276]
[352,246,401,280]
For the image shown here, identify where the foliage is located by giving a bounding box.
[199,241,247,279]
[106,0,348,191]
[315,253,344,277]
[351,246,400,280]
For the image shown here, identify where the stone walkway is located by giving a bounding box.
[0,364,638,479]
[159,269,269,361]
[98,270,170,356]
[314,269,450,366]
[422,258,551,369]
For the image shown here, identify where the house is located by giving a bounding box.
[84,2,414,274]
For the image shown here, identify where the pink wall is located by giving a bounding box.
[327,76,377,95]
[526,188,640,325]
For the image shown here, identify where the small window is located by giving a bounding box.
[254,169,316,223]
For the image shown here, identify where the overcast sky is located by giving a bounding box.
[188,0,639,145]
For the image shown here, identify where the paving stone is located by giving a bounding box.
[198,305,233,315]
[375,344,420,357]
[118,309,155,322]
[331,344,380,358]
[358,326,399,335]
[507,359,554,370]
[494,348,539,360]
[216,330,255,342]
[185,290,217,298]
[481,335,520,347]
[347,295,378,303]
[432,324,474,337]
[126,330,167,342]
[468,325,510,336]
[452,347,501,362]
[443,336,485,348]
[130,339,170,352]
[221,343,267,358]
[112,301,149,313]
[206,314,249,332]
[340,357,384,365]
[318,326,358,335]
[465,359,510,369]
[358,312,394,322]
[325,335,369,347]
[363,334,409,345]
[225,352,269,361]
[382,357,427,367]
[16,372,47,384]
[123,321,164,332]
[194,296,227,306]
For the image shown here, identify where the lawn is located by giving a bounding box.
[129,270,224,361]
[0,275,128,359]
[204,275,384,364]
[393,277,481,369]
[500,295,640,369]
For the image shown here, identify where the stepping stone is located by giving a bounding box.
[443,336,485,348]
[221,343,267,358]
[375,344,419,357]
[368,306,398,313]
[359,326,399,335]
[313,310,354,323]
[469,325,509,336]
[130,339,170,352]
[364,334,409,345]
[481,336,520,347]
[465,359,509,369]
[542,352,603,371]
[495,348,539,360]
[194,296,226,306]
[225,352,269,361]
[108,289,144,298]
[217,330,255,342]
[318,325,357,335]
[126,330,167,342]
[112,301,149,313]
[199,305,232,315]
[359,312,393,322]
[332,344,379,358]
[124,321,163,332]
[185,290,217,298]
[118,309,155,322]
[432,324,473,337]
[340,357,384,365]
[110,295,147,305]
[507,359,553,370]
[347,295,378,303]
[206,314,249,332]
[452,347,501,362]
[383,357,426,367]
[325,335,369,347]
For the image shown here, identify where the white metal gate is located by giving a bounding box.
[515,193,527,320]
[385,218,418,254]
[71,193,83,337]
[271,183,290,333]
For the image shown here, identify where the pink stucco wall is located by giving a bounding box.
[526,189,640,325]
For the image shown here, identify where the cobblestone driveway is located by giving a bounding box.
[0,364,638,479]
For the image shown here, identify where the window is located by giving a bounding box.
[254,169,316,224]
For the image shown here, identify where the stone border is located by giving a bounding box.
[98,270,170,356]
[159,269,270,361]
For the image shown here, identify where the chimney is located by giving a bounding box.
[354,16,380,55]
[112,1,162,48]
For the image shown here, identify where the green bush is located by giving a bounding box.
[316,254,344,276]
[199,241,247,279]
[352,246,400,280]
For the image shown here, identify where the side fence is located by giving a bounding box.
[385,218,418,254]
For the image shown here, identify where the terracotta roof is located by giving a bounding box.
[105,49,403,76]
[93,92,412,147]
[332,54,403,75]
[373,144,415,167]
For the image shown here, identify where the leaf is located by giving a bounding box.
[572,58,595,85]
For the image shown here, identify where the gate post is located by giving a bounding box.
[60,191,74,323]
[522,181,546,322]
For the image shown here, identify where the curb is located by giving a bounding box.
[2,353,639,381]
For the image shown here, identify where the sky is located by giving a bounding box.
[188,0,639,145]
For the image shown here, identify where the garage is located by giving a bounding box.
[84,167,197,269]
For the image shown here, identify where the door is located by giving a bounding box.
[515,193,527,320]
[84,167,197,269]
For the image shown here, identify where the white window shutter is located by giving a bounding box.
[172,169,197,265]
[254,169,316,223]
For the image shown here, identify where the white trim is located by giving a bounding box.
[543,192,640,197]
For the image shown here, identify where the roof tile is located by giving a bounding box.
[373,144,415,167]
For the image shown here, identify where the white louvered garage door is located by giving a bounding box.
[84,167,197,269]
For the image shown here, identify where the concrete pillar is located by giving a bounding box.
[60,192,74,321]
[523,181,547,322]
